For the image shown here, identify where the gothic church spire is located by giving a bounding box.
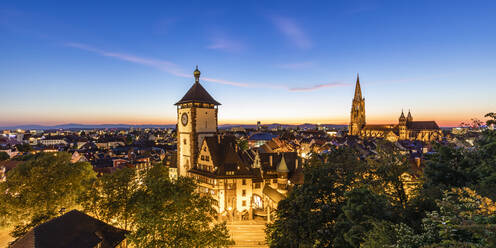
[354,73,362,100]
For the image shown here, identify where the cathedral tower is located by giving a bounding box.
[399,110,408,140]
[175,66,220,177]
[407,110,413,123]
[349,74,366,135]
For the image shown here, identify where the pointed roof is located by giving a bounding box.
[407,110,413,121]
[353,73,362,100]
[399,110,406,121]
[175,67,221,106]
[11,210,127,248]
[277,154,290,173]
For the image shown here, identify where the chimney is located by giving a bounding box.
[269,155,273,166]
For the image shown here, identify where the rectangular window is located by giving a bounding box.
[242,200,246,207]
[254,183,261,189]
[242,179,246,185]
[206,156,210,161]
[242,189,246,197]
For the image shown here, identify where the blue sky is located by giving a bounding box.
[1,0,495,126]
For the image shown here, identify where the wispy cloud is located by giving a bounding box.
[271,16,312,49]
[206,32,245,53]
[202,77,285,89]
[65,42,189,77]
[289,82,349,92]
[65,42,341,92]
[276,61,314,69]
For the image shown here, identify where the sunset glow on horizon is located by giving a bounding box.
[1,1,495,128]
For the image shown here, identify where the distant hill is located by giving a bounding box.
[219,123,348,130]
[0,123,176,130]
[0,123,348,131]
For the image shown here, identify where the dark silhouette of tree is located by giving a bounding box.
[266,147,369,247]
[0,152,9,161]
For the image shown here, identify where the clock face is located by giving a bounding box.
[181,113,188,126]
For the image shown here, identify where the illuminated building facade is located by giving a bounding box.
[349,75,443,142]
[175,68,303,219]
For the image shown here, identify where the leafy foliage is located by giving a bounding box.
[14,144,32,152]
[267,113,496,247]
[333,187,395,248]
[78,166,138,230]
[126,165,233,248]
[0,152,96,237]
[0,151,9,161]
[266,147,369,247]
[0,152,233,246]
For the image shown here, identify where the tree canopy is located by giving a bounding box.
[0,151,9,161]
[0,152,96,238]
[127,166,232,248]
[267,113,496,247]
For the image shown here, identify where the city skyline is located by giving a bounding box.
[1,1,495,127]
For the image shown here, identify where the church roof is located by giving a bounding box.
[362,124,395,131]
[175,67,221,105]
[408,121,440,130]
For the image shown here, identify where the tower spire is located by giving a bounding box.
[354,73,362,100]
[399,109,406,122]
[407,109,413,122]
[194,65,200,84]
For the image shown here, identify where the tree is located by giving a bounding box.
[367,142,416,210]
[423,145,477,189]
[333,187,395,248]
[423,120,496,200]
[266,147,369,247]
[485,112,496,126]
[126,135,134,145]
[362,188,496,248]
[15,144,32,153]
[0,151,9,161]
[78,167,138,231]
[0,152,96,238]
[127,165,232,248]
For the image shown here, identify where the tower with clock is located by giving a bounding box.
[175,66,221,177]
